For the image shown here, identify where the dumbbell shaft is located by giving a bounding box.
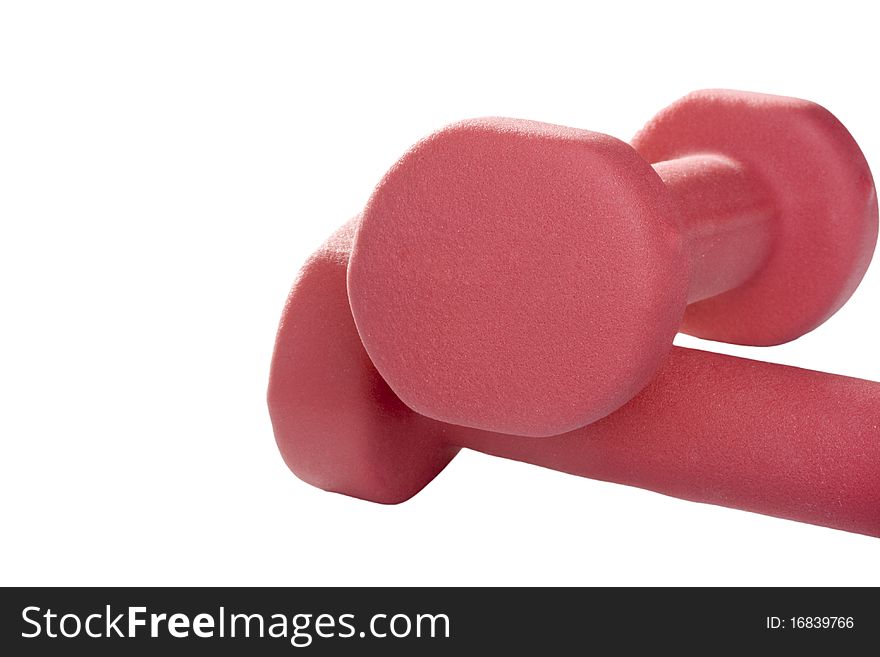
[653,155,774,302]
[452,348,880,538]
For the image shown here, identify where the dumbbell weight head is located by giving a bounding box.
[633,89,878,343]
[268,221,457,504]
[348,120,688,437]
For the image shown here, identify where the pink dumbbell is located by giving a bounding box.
[347,90,877,436]
[267,222,880,537]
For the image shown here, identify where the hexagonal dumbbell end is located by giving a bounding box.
[268,221,458,504]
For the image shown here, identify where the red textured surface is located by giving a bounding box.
[268,224,880,537]
[348,91,878,437]
[348,119,688,436]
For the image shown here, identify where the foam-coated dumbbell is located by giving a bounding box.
[347,90,878,436]
[268,221,880,537]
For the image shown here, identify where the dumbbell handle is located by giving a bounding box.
[444,347,880,538]
[654,155,774,303]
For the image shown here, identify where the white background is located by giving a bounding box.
[2,1,879,586]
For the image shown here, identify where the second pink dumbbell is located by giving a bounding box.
[267,221,880,538]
